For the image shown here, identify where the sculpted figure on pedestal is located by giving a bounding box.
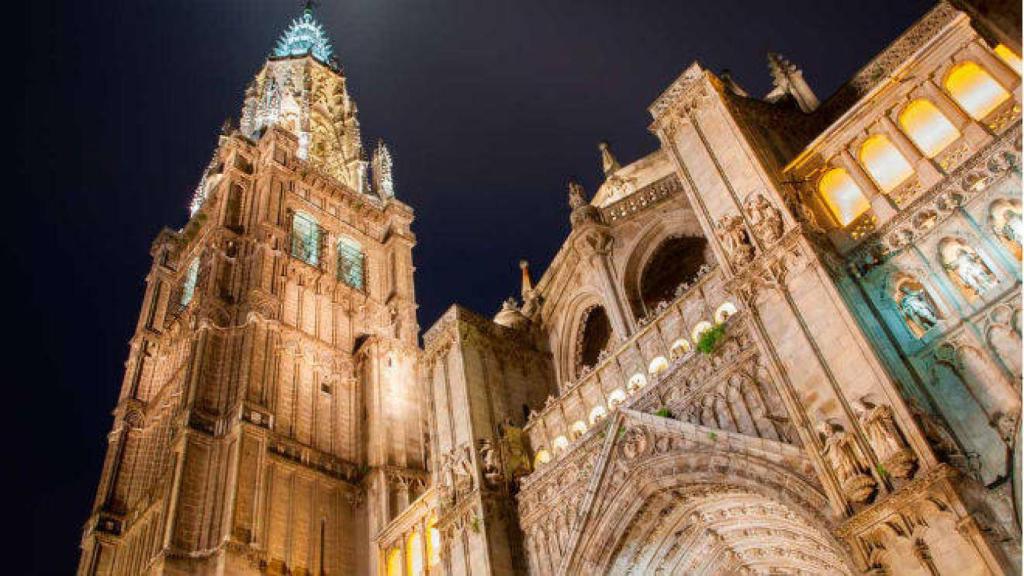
[817,420,877,503]
[853,400,917,479]
[898,284,939,335]
[716,214,755,266]
[745,194,784,244]
[944,246,996,296]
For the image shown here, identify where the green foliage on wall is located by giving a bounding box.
[696,324,727,355]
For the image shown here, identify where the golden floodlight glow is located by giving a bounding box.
[427,515,441,566]
[859,135,914,193]
[944,61,1011,120]
[994,44,1022,74]
[819,168,871,226]
[898,99,960,158]
[386,547,402,576]
[406,532,424,576]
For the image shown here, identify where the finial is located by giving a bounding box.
[519,260,533,297]
[765,52,819,113]
[598,141,620,177]
[568,179,587,210]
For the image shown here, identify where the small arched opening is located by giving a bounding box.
[635,236,709,318]
[576,305,613,378]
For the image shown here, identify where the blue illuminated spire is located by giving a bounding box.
[273,3,335,66]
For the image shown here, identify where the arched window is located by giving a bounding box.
[607,388,628,409]
[291,210,321,266]
[858,135,914,193]
[818,168,870,226]
[337,236,365,290]
[669,338,691,359]
[406,531,424,576]
[648,356,669,376]
[576,305,612,377]
[427,515,441,567]
[180,257,200,306]
[635,237,709,317]
[944,61,1011,120]
[994,44,1022,74]
[552,435,570,453]
[714,302,738,324]
[898,99,960,158]
[627,373,647,393]
[588,405,607,425]
[533,449,552,468]
[569,420,588,439]
[691,321,714,344]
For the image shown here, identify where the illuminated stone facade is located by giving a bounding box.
[80,2,1021,575]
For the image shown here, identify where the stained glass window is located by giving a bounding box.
[337,237,365,290]
[291,211,321,266]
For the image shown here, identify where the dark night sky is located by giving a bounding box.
[14,1,935,573]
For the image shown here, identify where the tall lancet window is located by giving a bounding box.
[180,258,200,307]
[291,211,321,266]
[337,236,365,290]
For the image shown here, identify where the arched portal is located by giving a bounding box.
[576,305,612,377]
[568,449,852,575]
[635,236,708,317]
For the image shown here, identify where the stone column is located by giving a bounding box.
[836,149,897,223]
[921,79,989,145]
[965,40,1022,94]
[878,114,943,186]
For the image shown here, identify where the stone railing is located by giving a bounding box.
[523,265,746,463]
[601,175,682,223]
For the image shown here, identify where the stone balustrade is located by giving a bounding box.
[523,265,752,467]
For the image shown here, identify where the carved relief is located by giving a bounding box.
[715,214,755,267]
[745,194,784,244]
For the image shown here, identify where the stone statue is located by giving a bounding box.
[1001,210,1022,245]
[853,400,917,479]
[898,284,939,334]
[945,246,996,295]
[906,397,962,465]
[817,420,876,503]
[478,438,503,487]
[745,194,784,244]
[500,417,532,477]
[568,181,587,210]
[716,215,754,266]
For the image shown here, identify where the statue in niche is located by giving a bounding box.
[817,420,877,503]
[715,214,755,266]
[942,242,997,296]
[852,400,917,479]
[745,194,784,244]
[896,281,939,337]
[1002,210,1023,245]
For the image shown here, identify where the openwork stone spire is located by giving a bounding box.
[765,52,819,113]
[273,4,336,66]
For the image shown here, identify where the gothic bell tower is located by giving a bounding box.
[78,6,426,575]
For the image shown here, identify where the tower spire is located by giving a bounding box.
[598,140,621,176]
[273,2,335,65]
[765,52,819,113]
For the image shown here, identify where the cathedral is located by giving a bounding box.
[78,2,1023,575]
